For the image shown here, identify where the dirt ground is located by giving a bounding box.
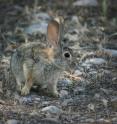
[0,1,117,124]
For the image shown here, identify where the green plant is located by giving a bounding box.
[102,0,108,17]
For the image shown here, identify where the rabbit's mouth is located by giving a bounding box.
[53,58,70,71]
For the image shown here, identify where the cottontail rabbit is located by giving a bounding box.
[10,16,72,97]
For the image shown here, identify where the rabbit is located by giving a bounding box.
[10,16,72,97]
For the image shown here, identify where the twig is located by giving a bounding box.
[64,71,82,81]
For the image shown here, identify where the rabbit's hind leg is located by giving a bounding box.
[47,79,59,97]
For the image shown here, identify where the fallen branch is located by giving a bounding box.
[64,71,82,81]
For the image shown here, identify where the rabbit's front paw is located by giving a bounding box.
[17,84,22,92]
[53,91,59,97]
[21,85,30,96]
[50,91,59,98]
[17,83,24,92]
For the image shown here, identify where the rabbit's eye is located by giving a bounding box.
[63,51,71,59]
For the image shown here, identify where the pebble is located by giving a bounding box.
[41,105,62,114]
[41,118,60,124]
[19,96,32,105]
[96,118,111,124]
[85,118,95,123]
[94,93,100,100]
[83,58,106,65]
[64,33,78,42]
[24,22,48,35]
[42,101,50,106]
[34,97,41,102]
[87,103,95,111]
[24,12,50,35]
[74,70,83,76]
[60,90,69,98]
[74,87,85,95]
[33,12,50,20]
[73,0,98,7]
[103,49,117,57]
[6,120,19,124]
[112,117,117,123]
[89,71,97,75]
[71,16,80,24]
[81,63,92,68]
[59,78,72,87]
[61,98,73,106]
[111,97,117,110]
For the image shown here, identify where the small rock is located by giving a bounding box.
[59,78,72,87]
[73,0,98,7]
[94,93,100,100]
[62,98,73,106]
[60,90,68,98]
[74,87,85,95]
[24,22,48,35]
[111,97,117,110]
[30,110,38,116]
[69,28,79,34]
[31,12,50,24]
[34,97,41,101]
[19,96,32,105]
[84,58,106,65]
[112,117,117,123]
[1,56,10,64]
[34,12,50,20]
[71,16,80,25]
[41,106,62,114]
[85,118,95,123]
[6,119,19,124]
[64,33,78,42]
[96,118,112,124]
[74,70,83,76]
[87,103,95,111]
[89,71,97,75]
[103,49,117,57]
[41,118,60,124]
[0,81,3,93]
[30,94,41,104]
[81,63,92,68]
[42,101,50,106]
[24,12,50,35]
[100,88,110,95]
[101,98,108,107]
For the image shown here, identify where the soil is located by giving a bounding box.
[0,1,117,124]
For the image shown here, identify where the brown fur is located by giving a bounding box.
[10,17,69,97]
[41,48,54,62]
[47,20,60,47]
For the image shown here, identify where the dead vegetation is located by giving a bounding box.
[0,0,117,124]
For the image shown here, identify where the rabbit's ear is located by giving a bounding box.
[47,17,64,47]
